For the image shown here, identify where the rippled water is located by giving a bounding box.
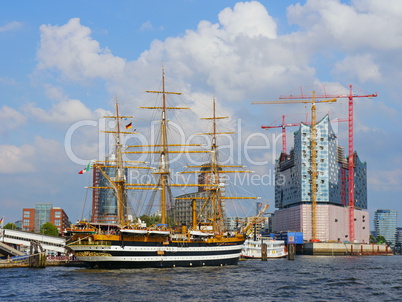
[1,256,401,302]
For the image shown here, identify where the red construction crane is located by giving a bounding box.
[279,85,378,242]
[261,115,302,154]
[262,115,348,154]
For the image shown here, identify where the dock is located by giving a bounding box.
[303,242,393,256]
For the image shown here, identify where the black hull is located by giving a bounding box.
[71,239,245,269]
[85,257,240,269]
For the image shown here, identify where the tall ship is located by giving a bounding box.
[66,69,258,268]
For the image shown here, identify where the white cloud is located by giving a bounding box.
[369,168,402,192]
[43,84,65,101]
[37,18,126,81]
[140,21,153,31]
[0,136,65,174]
[23,99,110,124]
[218,1,277,39]
[0,105,26,132]
[0,21,23,32]
[0,76,17,86]
[0,144,36,173]
[353,0,402,20]
[288,0,402,51]
[34,2,317,105]
[333,54,381,83]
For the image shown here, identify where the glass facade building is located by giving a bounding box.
[92,154,128,224]
[34,203,52,233]
[275,115,367,210]
[374,209,398,245]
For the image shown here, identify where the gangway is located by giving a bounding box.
[0,229,66,254]
[0,241,25,257]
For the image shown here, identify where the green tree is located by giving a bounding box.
[139,215,160,227]
[376,235,386,244]
[3,223,17,230]
[369,235,376,244]
[40,222,59,236]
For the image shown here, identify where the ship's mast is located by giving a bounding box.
[139,68,184,226]
[210,98,223,233]
[177,98,260,234]
[93,98,136,226]
[114,98,126,225]
[159,69,169,225]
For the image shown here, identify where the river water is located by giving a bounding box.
[1,255,401,302]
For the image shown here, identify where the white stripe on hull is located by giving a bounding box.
[78,253,241,263]
[71,244,242,253]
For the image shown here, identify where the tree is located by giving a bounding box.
[40,222,59,236]
[3,223,17,230]
[369,235,376,244]
[139,215,160,227]
[376,235,386,244]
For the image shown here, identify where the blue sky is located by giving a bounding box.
[1,0,402,227]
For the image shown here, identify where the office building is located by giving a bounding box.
[374,209,398,245]
[173,163,223,227]
[22,203,69,234]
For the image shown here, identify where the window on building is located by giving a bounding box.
[55,211,61,218]
[23,211,30,218]
[23,219,30,226]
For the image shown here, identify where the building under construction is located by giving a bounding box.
[272,115,370,243]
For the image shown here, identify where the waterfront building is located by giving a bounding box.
[173,163,224,227]
[374,209,398,245]
[225,216,247,232]
[173,191,211,226]
[396,227,402,245]
[272,115,369,242]
[21,203,69,234]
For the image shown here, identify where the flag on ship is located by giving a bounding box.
[0,216,4,228]
[125,122,133,130]
[78,162,91,174]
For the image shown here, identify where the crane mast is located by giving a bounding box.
[252,96,336,241]
[310,92,318,240]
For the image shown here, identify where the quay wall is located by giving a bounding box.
[303,242,393,256]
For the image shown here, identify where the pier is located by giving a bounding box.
[303,242,393,256]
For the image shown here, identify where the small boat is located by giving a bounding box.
[241,236,288,259]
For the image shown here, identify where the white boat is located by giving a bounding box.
[241,237,288,259]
